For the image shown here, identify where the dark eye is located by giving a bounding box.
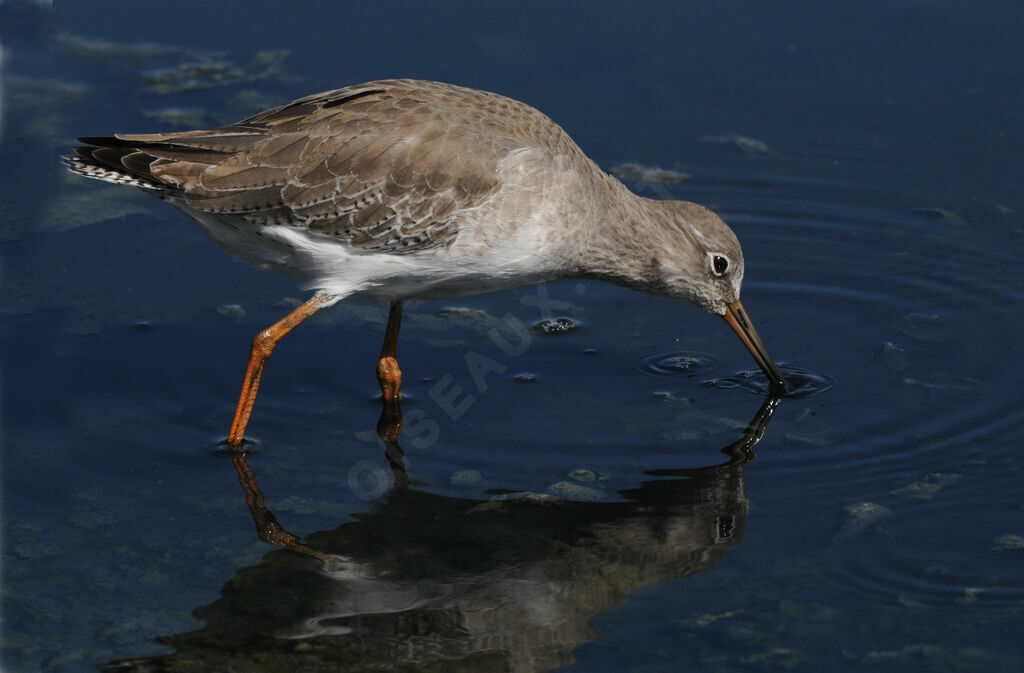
[712,255,729,276]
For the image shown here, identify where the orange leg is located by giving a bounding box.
[376,300,404,401]
[376,301,404,441]
[226,294,334,448]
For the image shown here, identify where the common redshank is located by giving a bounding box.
[65,79,786,447]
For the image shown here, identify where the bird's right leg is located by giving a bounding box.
[376,300,404,401]
[376,300,404,441]
[226,294,336,448]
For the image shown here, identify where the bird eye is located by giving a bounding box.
[711,255,729,276]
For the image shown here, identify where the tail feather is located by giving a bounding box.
[64,153,163,191]
[65,129,267,192]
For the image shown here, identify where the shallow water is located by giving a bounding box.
[2,1,1023,671]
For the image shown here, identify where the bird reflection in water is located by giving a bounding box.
[107,396,778,672]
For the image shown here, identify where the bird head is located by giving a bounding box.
[654,201,787,392]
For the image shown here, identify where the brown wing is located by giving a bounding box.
[71,80,566,254]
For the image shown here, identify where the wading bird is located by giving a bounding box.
[66,79,786,447]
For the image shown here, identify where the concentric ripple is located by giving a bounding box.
[672,158,1024,475]
[633,351,719,378]
[665,149,1024,629]
[704,363,836,398]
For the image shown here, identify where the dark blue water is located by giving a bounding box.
[3,1,1023,671]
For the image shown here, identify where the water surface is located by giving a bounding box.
[2,1,1023,671]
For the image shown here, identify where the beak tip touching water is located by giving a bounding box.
[722,300,787,394]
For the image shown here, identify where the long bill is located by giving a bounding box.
[722,300,787,392]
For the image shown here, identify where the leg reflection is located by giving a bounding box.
[231,394,413,557]
[231,394,780,556]
[231,452,332,562]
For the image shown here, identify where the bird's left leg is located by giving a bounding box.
[226,293,336,448]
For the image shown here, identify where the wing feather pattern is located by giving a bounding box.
[67,79,580,253]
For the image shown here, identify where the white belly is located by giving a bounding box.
[180,201,572,301]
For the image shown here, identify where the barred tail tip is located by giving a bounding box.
[63,155,164,191]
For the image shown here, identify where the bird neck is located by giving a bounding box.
[579,179,674,295]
